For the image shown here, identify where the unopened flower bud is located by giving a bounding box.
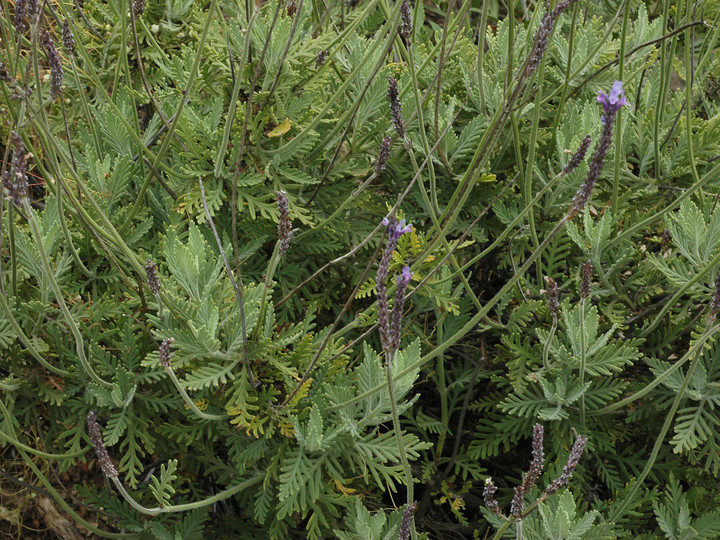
[40,30,63,97]
[526,0,578,78]
[399,0,412,41]
[132,0,146,15]
[483,477,501,515]
[277,190,292,256]
[562,135,591,176]
[387,76,405,138]
[579,260,592,299]
[544,276,559,318]
[62,19,75,56]
[375,136,391,174]
[159,338,174,369]
[145,260,161,294]
[398,502,416,540]
[544,433,587,495]
[87,411,118,478]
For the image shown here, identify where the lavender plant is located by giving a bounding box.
[2,0,720,538]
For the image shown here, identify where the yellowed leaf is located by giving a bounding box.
[333,478,357,496]
[266,117,292,137]
[477,173,496,183]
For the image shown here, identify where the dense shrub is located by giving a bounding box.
[2,0,720,537]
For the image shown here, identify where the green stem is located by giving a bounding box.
[0,400,130,538]
[608,320,715,522]
[384,352,416,539]
[543,318,557,369]
[579,298,587,429]
[214,8,258,178]
[433,319,449,462]
[165,367,230,420]
[121,0,219,232]
[0,279,71,376]
[22,200,112,388]
[641,250,720,337]
[591,324,719,416]
[111,471,264,515]
[611,0,630,211]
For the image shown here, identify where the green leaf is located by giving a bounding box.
[149,459,178,508]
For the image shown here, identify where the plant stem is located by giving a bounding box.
[22,200,112,388]
[609,320,715,522]
[385,351,416,539]
[165,367,230,421]
[111,471,264,515]
[579,298,587,429]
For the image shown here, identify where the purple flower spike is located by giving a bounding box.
[383,217,412,242]
[397,266,413,288]
[597,81,626,122]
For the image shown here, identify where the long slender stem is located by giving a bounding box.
[611,0,630,211]
[165,367,230,420]
[111,471,264,515]
[22,200,112,388]
[609,320,714,522]
[198,178,254,386]
[0,400,129,538]
[121,0,219,231]
[590,324,719,416]
[384,351,416,539]
[579,298,587,428]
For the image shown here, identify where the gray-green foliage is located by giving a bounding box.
[2,0,720,537]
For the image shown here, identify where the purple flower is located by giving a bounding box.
[568,81,626,218]
[597,81,626,122]
[397,266,413,288]
[382,217,412,242]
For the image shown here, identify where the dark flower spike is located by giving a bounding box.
[399,0,412,41]
[579,260,592,299]
[709,268,720,319]
[562,135,591,176]
[544,433,587,495]
[159,338,174,369]
[40,30,63,97]
[375,135,392,174]
[525,0,578,78]
[277,190,292,256]
[387,76,405,138]
[62,19,75,56]
[544,276,559,319]
[377,217,412,354]
[12,0,38,34]
[568,81,626,218]
[397,502,416,540]
[523,423,545,493]
[87,411,118,478]
[132,0,146,15]
[483,477,502,515]
[390,266,413,353]
[510,484,525,518]
[145,260,161,294]
[511,423,545,517]
[6,131,29,205]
